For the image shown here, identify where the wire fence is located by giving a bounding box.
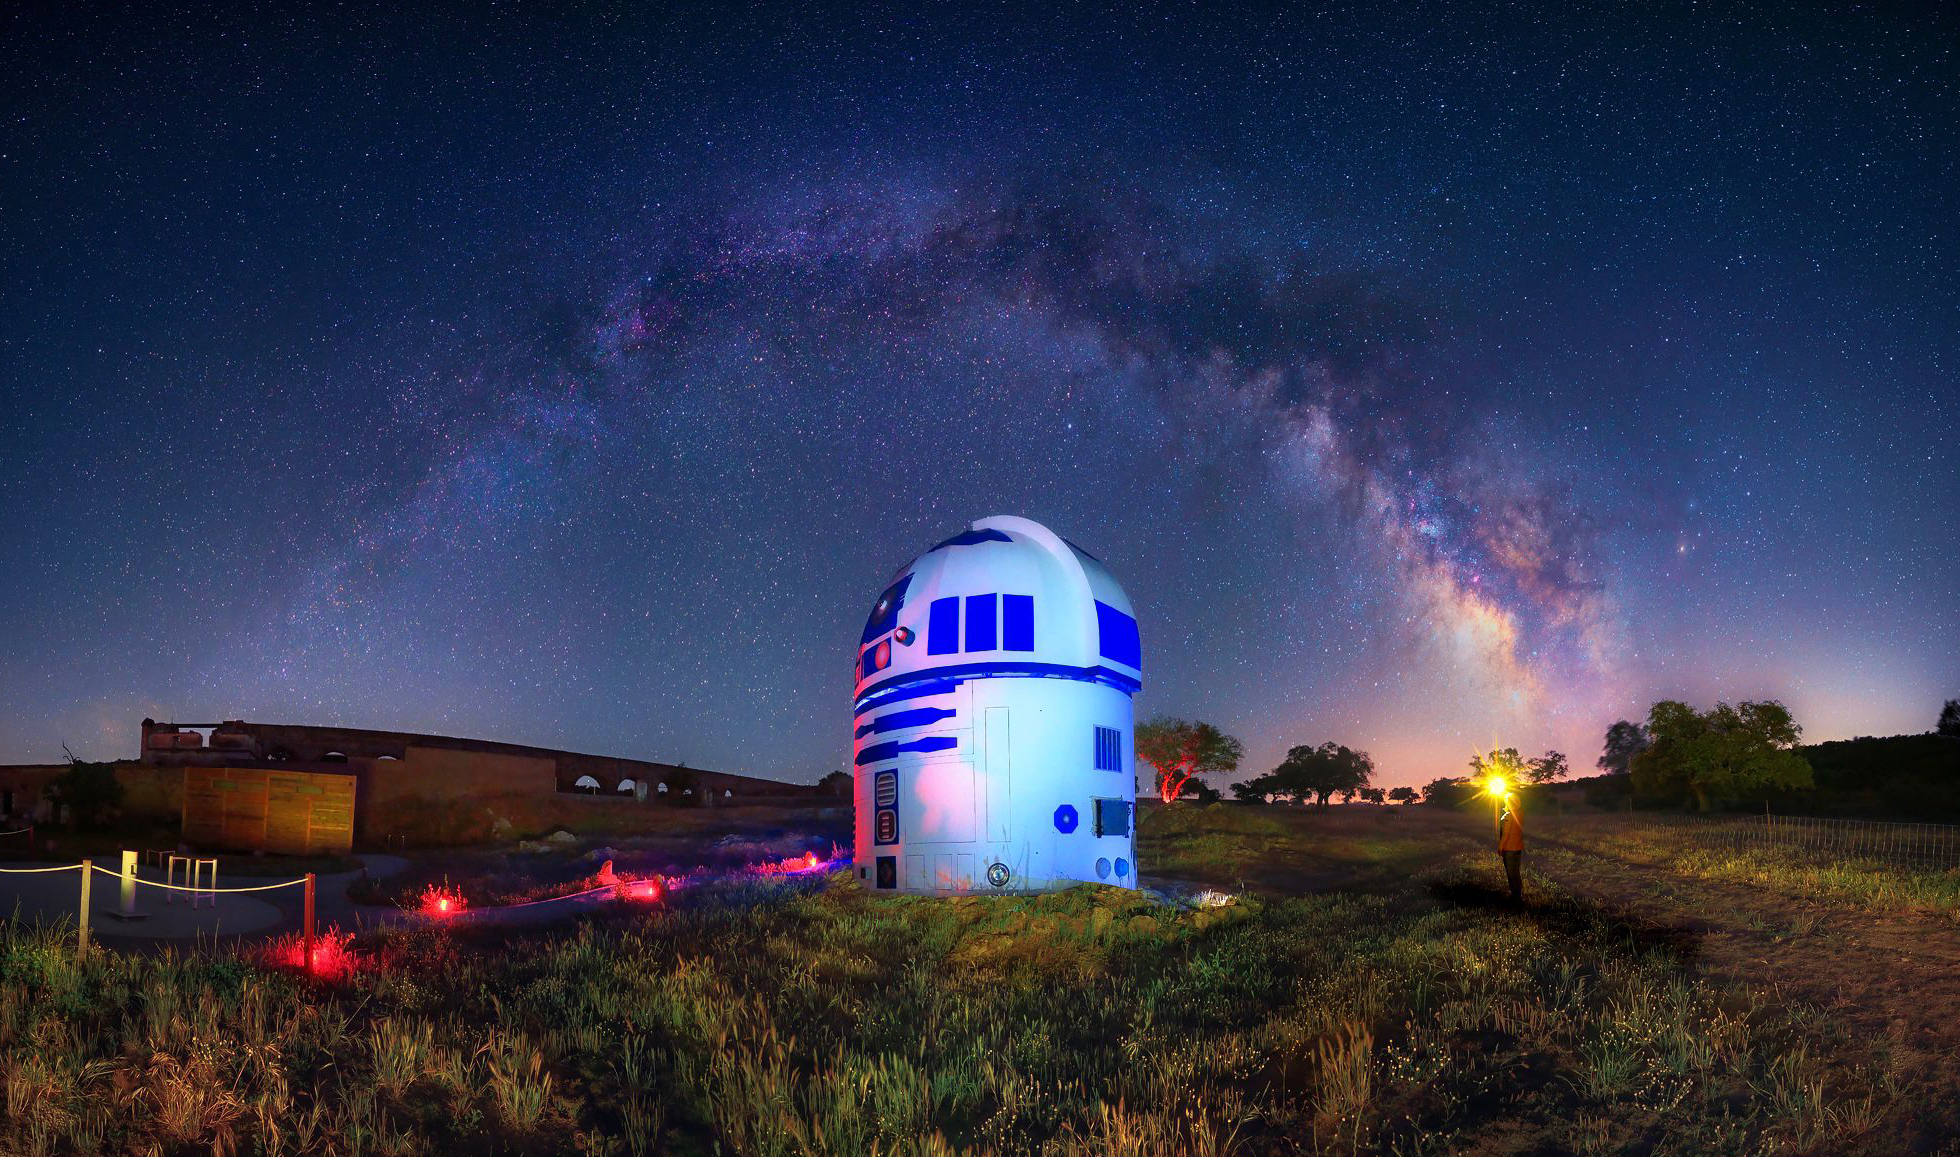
[1650,811,1960,872]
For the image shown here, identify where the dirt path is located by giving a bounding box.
[1526,828,1960,1111]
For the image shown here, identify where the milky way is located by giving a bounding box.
[2,5,1954,787]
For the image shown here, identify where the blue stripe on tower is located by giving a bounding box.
[855,706,957,738]
[853,662,1142,716]
[855,734,959,766]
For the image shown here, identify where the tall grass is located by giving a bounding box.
[1546,818,1960,920]
[0,846,1930,1154]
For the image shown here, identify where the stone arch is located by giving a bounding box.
[617,779,637,793]
[573,775,601,793]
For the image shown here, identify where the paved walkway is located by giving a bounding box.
[0,854,412,943]
[3,853,838,948]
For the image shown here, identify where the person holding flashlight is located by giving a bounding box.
[1496,787,1524,904]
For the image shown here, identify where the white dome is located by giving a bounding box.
[853,515,1141,712]
[852,515,1144,894]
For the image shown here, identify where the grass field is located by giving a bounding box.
[4,803,1957,1155]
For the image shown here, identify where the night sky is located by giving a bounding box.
[3,4,1955,790]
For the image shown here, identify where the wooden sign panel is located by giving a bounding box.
[181,767,355,855]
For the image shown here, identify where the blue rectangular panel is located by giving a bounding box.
[965,593,997,652]
[1094,725,1121,771]
[1002,594,1034,651]
[1095,798,1131,837]
[927,597,959,655]
[1095,601,1141,669]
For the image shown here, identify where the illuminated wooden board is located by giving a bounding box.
[181,766,355,855]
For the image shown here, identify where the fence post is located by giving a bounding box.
[77,859,92,955]
[120,849,138,918]
[303,873,316,972]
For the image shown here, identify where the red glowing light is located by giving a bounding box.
[418,884,467,917]
[755,849,832,876]
[262,926,358,981]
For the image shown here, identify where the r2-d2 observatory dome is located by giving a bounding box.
[852,515,1143,893]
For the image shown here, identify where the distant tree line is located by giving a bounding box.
[1130,695,1959,818]
[1132,718,1386,807]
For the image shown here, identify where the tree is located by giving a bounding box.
[817,769,850,796]
[1388,786,1418,805]
[1598,720,1652,775]
[1421,776,1468,805]
[1631,699,1813,810]
[1526,751,1569,784]
[1229,778,1271,803]
[1256,742,1375,809]
[1468,747,1527,787]
[1181,778,1222,804]
[1134,718,1243,804]
[1939,700,1960,738]
[1360,786,1387,805]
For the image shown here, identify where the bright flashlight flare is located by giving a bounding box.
[1484,775,1509,798]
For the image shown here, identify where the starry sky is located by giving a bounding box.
[2,3,1955,790]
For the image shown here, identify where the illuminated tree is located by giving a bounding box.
[1134,718,1243,804]
[1631,699,1813,811]
[1468,747,1527,786]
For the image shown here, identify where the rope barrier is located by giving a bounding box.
[0,826,33,838]
[0,860,303,893]
[452,881,624,911]
[86,864,306,893]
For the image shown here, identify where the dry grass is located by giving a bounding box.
[0,808,1942,1154]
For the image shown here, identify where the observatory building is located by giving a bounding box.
[852,515,1143,893]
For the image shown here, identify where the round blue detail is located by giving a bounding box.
[1053,804,1079,834]
[1096,857,1112,879]
[1115,858,1130,877]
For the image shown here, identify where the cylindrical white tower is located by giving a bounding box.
[851,516,1143,893]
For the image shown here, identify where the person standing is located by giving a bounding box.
[1496,791,1524,903]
